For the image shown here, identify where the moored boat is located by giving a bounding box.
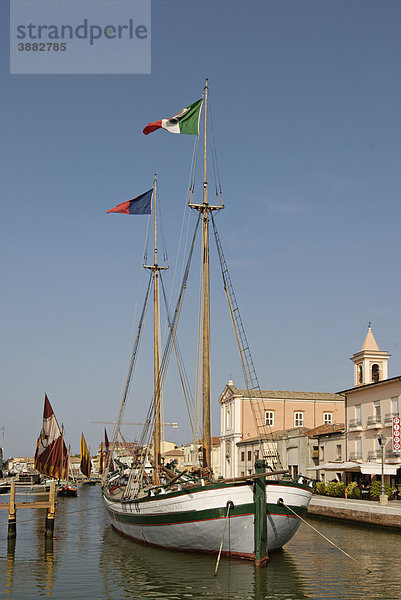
[103,476,312,559]
[101,81,312,564]
[35,394,78,498]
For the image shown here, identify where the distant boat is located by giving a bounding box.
[0,482,10,494]
[34,394,78,497]
[57,444,78,497]
[57,482,78,497]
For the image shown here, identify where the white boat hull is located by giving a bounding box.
[103,479,312,560]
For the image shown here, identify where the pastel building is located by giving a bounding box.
[219,381,344,478]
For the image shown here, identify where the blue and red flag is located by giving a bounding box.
[107,188,153,215]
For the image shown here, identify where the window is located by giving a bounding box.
[392,397,399,416]
[372,363,380,383]
[265,411,274,426]
[247,450,252,461]
[320,446,324,461]
[356,404,361,421]
[358,365,363,384]
[336,444,342,460]
[226,407,231,429]
[255,450,259,460]
[374,401,381,422]
[323,412,333,424]
[356,437,362,459]
[294,412,304,427]
[240,451,245,462]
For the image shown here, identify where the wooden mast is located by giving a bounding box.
[201,79,211,470]
[188,79,222,472]
[60,424,64,482]
[188,79,224,471]
[144,175,164,485]
[153,175,161,485]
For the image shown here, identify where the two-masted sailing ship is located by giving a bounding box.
[101,82,312,564]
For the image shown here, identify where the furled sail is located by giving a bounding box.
[80,432,91,478]
[34,394,68,480]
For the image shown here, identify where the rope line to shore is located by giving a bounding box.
[278,500,371,574]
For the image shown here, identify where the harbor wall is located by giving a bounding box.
[308,496,401,528]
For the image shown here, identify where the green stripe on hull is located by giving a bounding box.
[104,478,310,507]
[104,501,308,527]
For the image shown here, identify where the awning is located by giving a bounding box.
[331,461,361,472]
[306,461,361,472]
[360,462,400,476]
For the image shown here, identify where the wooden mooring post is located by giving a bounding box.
[0,481,56,539]
[45,482,56,538]
[8,483,16,538]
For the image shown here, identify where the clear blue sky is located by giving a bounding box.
[2,0,401,458]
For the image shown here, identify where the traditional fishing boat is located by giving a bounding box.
[102,82,312,564]
[57,443,78,497]
[34,394,78,497]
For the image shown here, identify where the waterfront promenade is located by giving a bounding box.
[309,495,401,528]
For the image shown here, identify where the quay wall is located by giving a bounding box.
[308,496,401,529]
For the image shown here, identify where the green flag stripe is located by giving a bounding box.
[178,98,203,135]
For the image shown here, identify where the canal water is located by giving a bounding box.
[0,485,400,599]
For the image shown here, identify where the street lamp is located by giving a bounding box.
[377,434,387,505]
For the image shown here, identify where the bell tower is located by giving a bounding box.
[350,324,390,387]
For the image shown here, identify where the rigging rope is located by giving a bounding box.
[103,272,153,483]
[214,500,233,576]
[278,500,371,573]
[208,94,223,204]
[210,213,282,469]
[160,276,195,432]
[122,214,202,495]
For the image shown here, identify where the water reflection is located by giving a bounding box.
[5,538,16,598]
[2,487,401,600]
[100,526,310,600]
[287,517,401,600]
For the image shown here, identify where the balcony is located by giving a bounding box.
[367,450,381,459]
[366,416,383,430]
[386,449,401,460]
[384,412,399,424]
[348,419,362,431]
[349,451,362,460]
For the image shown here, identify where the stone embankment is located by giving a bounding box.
[308,496,401,528]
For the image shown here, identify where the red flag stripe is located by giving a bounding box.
[143,120,163,135]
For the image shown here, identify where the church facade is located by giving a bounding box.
[341,325,401,484]
[219,381,344,478]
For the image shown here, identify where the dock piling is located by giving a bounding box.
[7,483,16,539]
[45,482,56,538]
[253,459,268,566]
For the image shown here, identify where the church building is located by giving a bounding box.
[219,381,344,478]
[340,325,400,485]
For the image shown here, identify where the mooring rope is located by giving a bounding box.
[278,500,371,574]
[214,501,234,576]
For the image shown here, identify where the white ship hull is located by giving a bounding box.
[103,479,312,561]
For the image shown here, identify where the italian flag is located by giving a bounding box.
[143,98,203,135]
